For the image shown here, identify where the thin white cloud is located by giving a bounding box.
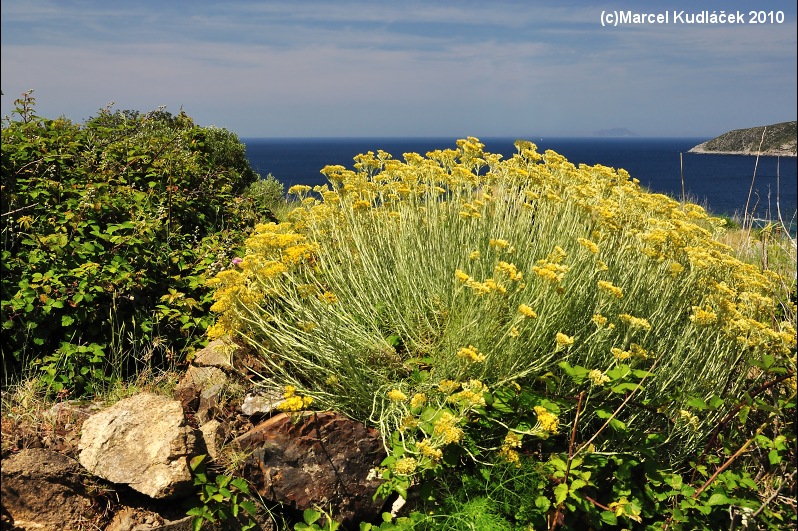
[2,0,795,136]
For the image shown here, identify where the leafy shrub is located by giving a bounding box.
[244,173,285,216]
[208,137,795,527]
[1,91,268,393]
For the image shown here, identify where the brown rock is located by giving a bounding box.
[0,449,95,530]
[235,412,387,526]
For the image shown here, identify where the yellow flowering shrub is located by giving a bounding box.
[206,137,795,460]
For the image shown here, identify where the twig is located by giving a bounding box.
[690,372,794,483]
[752,469,796,519]
[743,127,767,233]
[549,391,584,531]
[574,358,659,457]
[584,494,611,512]
[680,152,686,205]
[692,421,769,499]
[1,203,39,217]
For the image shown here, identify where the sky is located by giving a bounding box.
[1,0,796,138]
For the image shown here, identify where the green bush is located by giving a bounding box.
[244,173,285,216]
[1,91,269,394]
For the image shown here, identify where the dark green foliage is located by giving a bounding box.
[1,91,269,394]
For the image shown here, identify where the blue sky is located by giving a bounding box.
[1,0,796,137]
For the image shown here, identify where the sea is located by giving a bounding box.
[241,137,797,225]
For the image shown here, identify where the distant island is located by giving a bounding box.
[591,128,636,137]
[689,121,797,157]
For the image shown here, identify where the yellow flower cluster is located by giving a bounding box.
[206,222,318,339]
[589,369,610,386]
[591,314,609,327]
[457,345,487,363]
[438,380,461,394]
[577,237,599,254]
[415,438,444,463]
[597,280,624,299]
[392,457,418,475]
[531,248,570,285]
[555,332,575,348]
[618,313,652,331]
[433,411,465,444]
[690,305,718,326]
[448,379,488,408]
[495,261,524,282]
[533,406,559,434]
[455,268,508,296]
[277,385,314,412]
[611,343,649,361]
[498,431,523,466]
[410,393,427,409]
[518,304,538,319]
[387,389,408,402]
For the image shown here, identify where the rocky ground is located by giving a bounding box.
[1,340,393,531]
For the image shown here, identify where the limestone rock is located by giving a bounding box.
[175,365,227,393]
[235,411,387,525]
[192,339,236,371]
[199,419,226,461]
[78,392,200,499]
[1,448,94,530]
[240,391,285,416]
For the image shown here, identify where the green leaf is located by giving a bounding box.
[303,509,322,525]
[239,500,258,516]
[686,398,707,410]
[554,483,569,505]
[190,454,207,471]
[230,477,250,492]
[707,492,731,506]
[570,478,587,491]
[610,382,641,394]
[768,449,782,465]
[535,496,551,511]
[738,405,750,425]
[600,511,618,526]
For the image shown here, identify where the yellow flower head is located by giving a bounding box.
[597,280,624,299]
[611,347,632,361]
[457,345,486,363]
[618,313,652,331]
[415,439,443,462]
[388,389,408,402]
[433,412,465,444]
[577,237,599,254]
[533,406,559,434]
[555,332,575,348]
[438,380,461,394]
[489,238,511,250]
[392,457,418,475]
[410,393,427,409]
[690,306,717,326]
[518,304,538,319]
[589,369,610,386]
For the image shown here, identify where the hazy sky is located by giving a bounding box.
[2,0,796,138]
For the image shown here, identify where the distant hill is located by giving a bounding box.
[591,128,636,137]
[689,121,797,157]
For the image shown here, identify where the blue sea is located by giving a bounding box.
[241,137,797,223]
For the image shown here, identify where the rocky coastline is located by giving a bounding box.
[688,121,797,157]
